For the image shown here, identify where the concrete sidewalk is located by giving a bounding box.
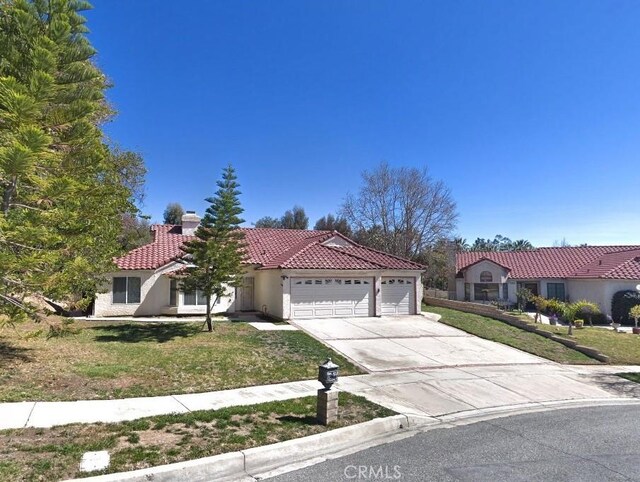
[0,379,321,430]
[3,364,640,431]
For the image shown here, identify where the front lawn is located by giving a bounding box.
[535,324,640,365]
[0,393,394,481]
[0,319,362,402]
[423,305,600,364]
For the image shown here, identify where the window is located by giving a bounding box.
[547,283,565,300]
[502,283,509,300]
[354,280,362,285]
[474,283,499,301]
[113,277,141,304]
[169,279,178,306]
[325,279,333,285]
[464,283,471,301]
[345,280,352,285]
[304,280,312,285]
[184,289,207,305]
[335,279,342,285]
[480,271,493,282]
[315,279,322,285]
[398,279,405,284]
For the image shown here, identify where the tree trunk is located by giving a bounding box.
[568,322,573,336]
[206,294,212,332]
[588,315,593,327]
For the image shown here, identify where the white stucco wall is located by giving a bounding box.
[254,269,284,319]
[566,279,640,316]
[463,260,509,284]
[93,262,237,317]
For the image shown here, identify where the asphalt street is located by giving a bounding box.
[269,405,640,482]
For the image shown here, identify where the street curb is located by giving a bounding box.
[65,415,414,482]
[434,397,640,427]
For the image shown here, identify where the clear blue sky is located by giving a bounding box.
[87,0,640,247]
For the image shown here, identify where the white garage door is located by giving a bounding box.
[291,278,373,318]
[381,277,415,315]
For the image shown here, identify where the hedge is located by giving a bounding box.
[611,290,640,324]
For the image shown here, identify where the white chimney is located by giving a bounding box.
[181,211,200,235]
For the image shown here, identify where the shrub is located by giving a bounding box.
[544,298,566,317]
[571,300,601,327]
[612,290,640,324]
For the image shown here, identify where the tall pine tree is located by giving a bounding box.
[180,165,246,331]
[0,0,144,324]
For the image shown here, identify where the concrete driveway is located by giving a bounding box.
[293,314,546,372]
[292,315,640,419]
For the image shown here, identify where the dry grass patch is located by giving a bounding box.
[0,394,394,481]
[0,319,362,402]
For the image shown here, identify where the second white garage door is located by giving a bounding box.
[381,277,415,315]
[291,278,373,318]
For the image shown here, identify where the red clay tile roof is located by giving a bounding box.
[115,226,424,271]
[457,246,640,280]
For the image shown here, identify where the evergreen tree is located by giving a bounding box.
[180,165,246,331]
[314,213,351,236]
[163,202,184,225]
[0,1,144,324]
[280,205,308,229]
[254,216,281,228]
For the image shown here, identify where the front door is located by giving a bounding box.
[237,277,254,311]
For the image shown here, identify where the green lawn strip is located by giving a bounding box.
[618,373,640,384]
[0,394,394,481]
[0,320,363,402]
[423,305,599,364]
[534,324,640,365]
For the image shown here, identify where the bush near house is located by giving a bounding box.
[612,290,640,324]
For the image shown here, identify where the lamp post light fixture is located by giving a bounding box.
[317,358,339,425]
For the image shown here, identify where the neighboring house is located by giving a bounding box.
[93,212,425,319]
[456,246,640,315]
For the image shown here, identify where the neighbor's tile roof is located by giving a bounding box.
[457,246,640,280]
[115,226,424,271]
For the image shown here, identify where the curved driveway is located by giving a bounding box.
[293,314,640,419]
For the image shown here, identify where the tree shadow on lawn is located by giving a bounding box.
[0,339,33,366]
[92,323,202,344]
[276,415,320,426]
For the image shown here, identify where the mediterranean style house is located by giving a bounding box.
[93,212,425,319]
[455,246,640,316]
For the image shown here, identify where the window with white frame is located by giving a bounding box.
[113,277,141,304]
[184,289,207,305]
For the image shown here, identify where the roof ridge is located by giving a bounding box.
[328,232,425,269]
[592,249,640,278]
[324,244,388,269]
[261,231,334,268]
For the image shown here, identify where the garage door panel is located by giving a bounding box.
[381,277,415,315]
[291,277,373,318]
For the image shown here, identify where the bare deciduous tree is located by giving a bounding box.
[341,163,458,259]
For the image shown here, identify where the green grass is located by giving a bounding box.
[423,304,600,364]
[0,319,363,402]
[0,393,395,481]
[618,373,640,384]
[535,324,640,365]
